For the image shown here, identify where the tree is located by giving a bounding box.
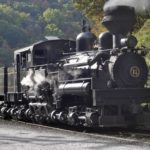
[45,24,63,36]
[0,0,83,65]
[73,0,106,35]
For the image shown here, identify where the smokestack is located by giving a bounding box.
[102,6,136,35]
[102,6,136,48]
[103,0,150,16]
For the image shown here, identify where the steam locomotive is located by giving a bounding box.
[0,6,150,128]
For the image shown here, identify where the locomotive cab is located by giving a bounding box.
[14,39,76,67]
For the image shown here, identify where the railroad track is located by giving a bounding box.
[1,117,150,145]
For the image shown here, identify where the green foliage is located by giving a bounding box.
[45,24,63,36]
[0,20,28,47]
[73,0,106,35]
[135,20,150,47]
[0,48,13,66]
[74,0,105,16]
[134,16,147,32]
[43,8,60,23]
[135,20,150,65]
[0,0,82,65]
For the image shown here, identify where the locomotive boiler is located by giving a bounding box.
[0,5,150,128]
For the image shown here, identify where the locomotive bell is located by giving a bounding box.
[102,6,136,35]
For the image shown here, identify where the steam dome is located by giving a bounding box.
[76,31,97,52]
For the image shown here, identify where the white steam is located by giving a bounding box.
[34,71,46,84]
[21,69,34,87]
[104,0,150,15]
[67,69,83,79]
[21,69,53,96]
[21,69,50,88]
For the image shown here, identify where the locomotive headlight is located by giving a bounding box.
[120,36,137,48]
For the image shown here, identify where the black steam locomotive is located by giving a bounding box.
[0,6,150,128]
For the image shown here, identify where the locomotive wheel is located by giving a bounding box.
[1,107,11,120]
[24,109,32,121]
[68,112,79,126]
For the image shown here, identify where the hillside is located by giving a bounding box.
[0,0,83,65]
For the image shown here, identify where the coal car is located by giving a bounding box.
[0,6,150,128]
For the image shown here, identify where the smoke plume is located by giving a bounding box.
[104,0,150,15]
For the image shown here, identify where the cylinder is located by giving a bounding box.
[58,82,90,95]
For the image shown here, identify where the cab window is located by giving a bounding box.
[33,49,47,65]
[20,51,31,68]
